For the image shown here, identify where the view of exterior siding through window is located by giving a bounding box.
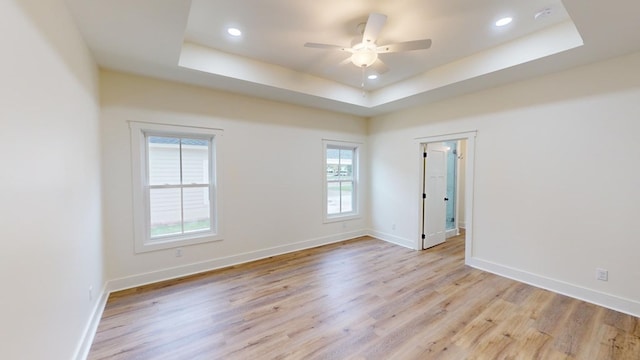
[148,136,211,238]
[326,146,354,215]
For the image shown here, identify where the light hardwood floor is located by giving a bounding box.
[88,235,640,359]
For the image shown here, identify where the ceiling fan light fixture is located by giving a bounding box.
[303,12,431,77]
[350,43,378,67]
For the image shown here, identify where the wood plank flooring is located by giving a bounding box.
[88,235,640,359]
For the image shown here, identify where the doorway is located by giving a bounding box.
[418,132,475,255]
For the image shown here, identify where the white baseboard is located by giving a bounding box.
[107,229,367,293]
[467,257,640,318]
[445,228,459,238]
[367,229,416,250]
[73,283,109,360]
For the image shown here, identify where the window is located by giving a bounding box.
[130,122,222,252]
[323,140,359,221]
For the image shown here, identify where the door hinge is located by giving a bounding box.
[422,193,426,199]
[421,234,426,240]
[423,152,427,158]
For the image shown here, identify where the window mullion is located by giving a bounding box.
[150,183,207,189]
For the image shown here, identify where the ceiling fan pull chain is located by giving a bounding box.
[361,67,367,97]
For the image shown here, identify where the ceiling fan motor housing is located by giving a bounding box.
[351,42,378,67]
[304,13,431,71]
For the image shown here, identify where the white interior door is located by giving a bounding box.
[423,143,448,249]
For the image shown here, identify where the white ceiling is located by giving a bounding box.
[65,0,640,116]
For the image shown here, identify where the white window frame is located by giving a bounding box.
[130,121,223,253]
[323,140,360,223]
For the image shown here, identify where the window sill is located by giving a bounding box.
[323,213,361,224]
[135,233,223,253]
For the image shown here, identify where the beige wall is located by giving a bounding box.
[0,1,103,359]
[369,51,640,315]
[4,2,640,358]
[100,71,369,288]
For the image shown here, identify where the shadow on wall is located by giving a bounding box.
[14,0,98,98]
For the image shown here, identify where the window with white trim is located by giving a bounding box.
[323,140,359,221]
[130,122,222,252]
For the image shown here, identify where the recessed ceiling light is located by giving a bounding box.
[367,74,378,80]
[495,17,513,27]
[227,27,242,37]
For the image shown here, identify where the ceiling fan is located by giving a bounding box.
[304,13,432,74]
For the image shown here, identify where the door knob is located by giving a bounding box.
[444,197,449,201]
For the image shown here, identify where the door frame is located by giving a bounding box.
[416,131,476,262]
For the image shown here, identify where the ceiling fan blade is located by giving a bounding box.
[304,42,352,52]
[371,59,389,74]
[339,57,352,66]
[377,39,432,53]
[362,13,387,45]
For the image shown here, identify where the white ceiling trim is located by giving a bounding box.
[179,20,583,110]
[370,20,583,107]
[179,42,368,107]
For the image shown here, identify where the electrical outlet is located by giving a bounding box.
[392,223,396,231]
[89,286,93,301]
[596,268,608,281]
[176,248,183,257]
